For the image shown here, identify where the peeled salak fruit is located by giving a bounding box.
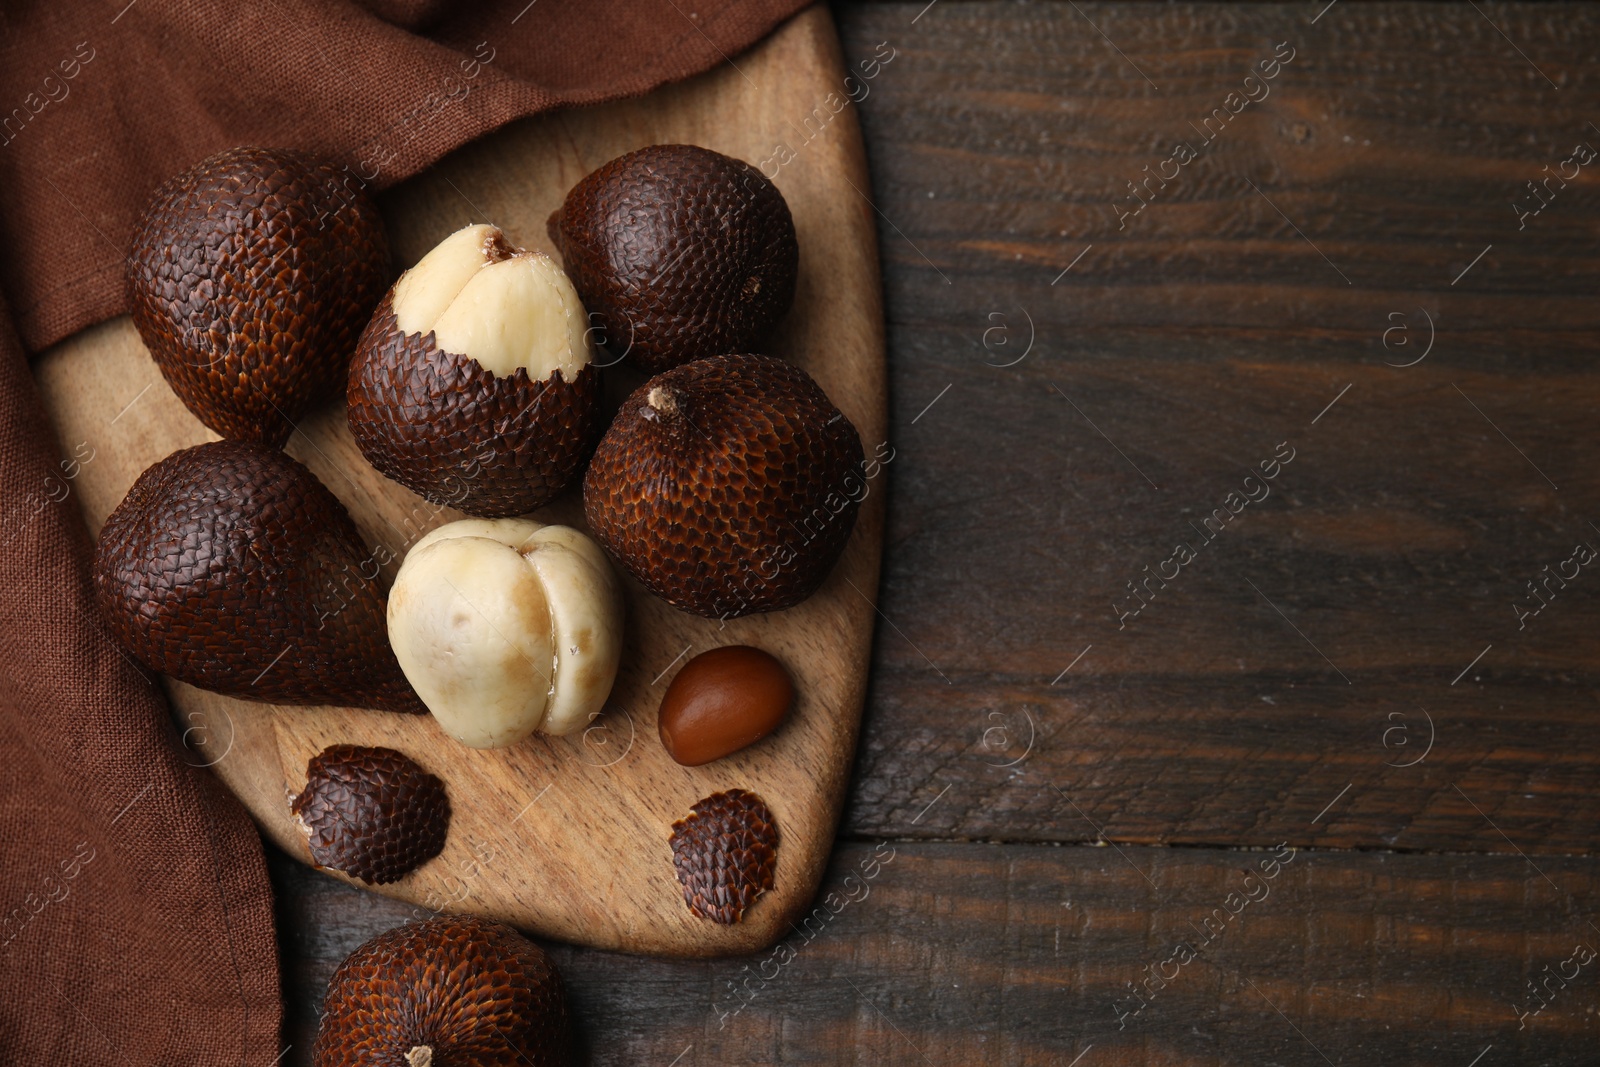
[386,517,624,748]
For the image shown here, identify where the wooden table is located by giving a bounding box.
[274,3,1600,1062]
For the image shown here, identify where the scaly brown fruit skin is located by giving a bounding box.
[92,440,426,714]
[127,146,390,446]
[313,916,575,1067]
[669,789,779,924]
[347,294,601,517]
[583,353,864,618]
[292,745,449,884]
[548,144,798,374]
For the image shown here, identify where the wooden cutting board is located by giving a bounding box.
[32,5,885,958]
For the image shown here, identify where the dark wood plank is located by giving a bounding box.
[273,841,1600,1064]
[832,0,1600,853]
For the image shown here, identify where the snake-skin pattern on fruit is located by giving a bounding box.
[92,440,426,714]
[347,293,601,517]
[292,744,449,884]
[583,353,864,619]
[669,788,779,924]
[127,146,390,446]
[548,143,798,374]
[312,916,574,1066]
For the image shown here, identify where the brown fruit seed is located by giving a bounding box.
[312,916,574,1067]
[92,440,425,714]
[659,646,793,766]
[348,223,601,517]
[291,745,449,884]
[127,146,389,446]
[583,353,864,618]
[548,144,798,374]
[669,788,779,924]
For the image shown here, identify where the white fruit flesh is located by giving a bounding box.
[388,518,623,747]
[520,525,624,736]
[392,223,507,335]
[388,536,554,749]
[389,222,591,384]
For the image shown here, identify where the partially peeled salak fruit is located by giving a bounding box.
[386,518,624,748]
[347,224,601,518]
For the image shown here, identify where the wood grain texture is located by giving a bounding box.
[32,6,886,956]
[38,0,1600,1061]
[272,840,1600,1065]
[835,0,1600,855]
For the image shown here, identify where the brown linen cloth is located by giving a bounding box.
[0,1,809,1062]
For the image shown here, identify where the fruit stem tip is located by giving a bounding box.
[405,1046,434,1067]
[647,386,679,416]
